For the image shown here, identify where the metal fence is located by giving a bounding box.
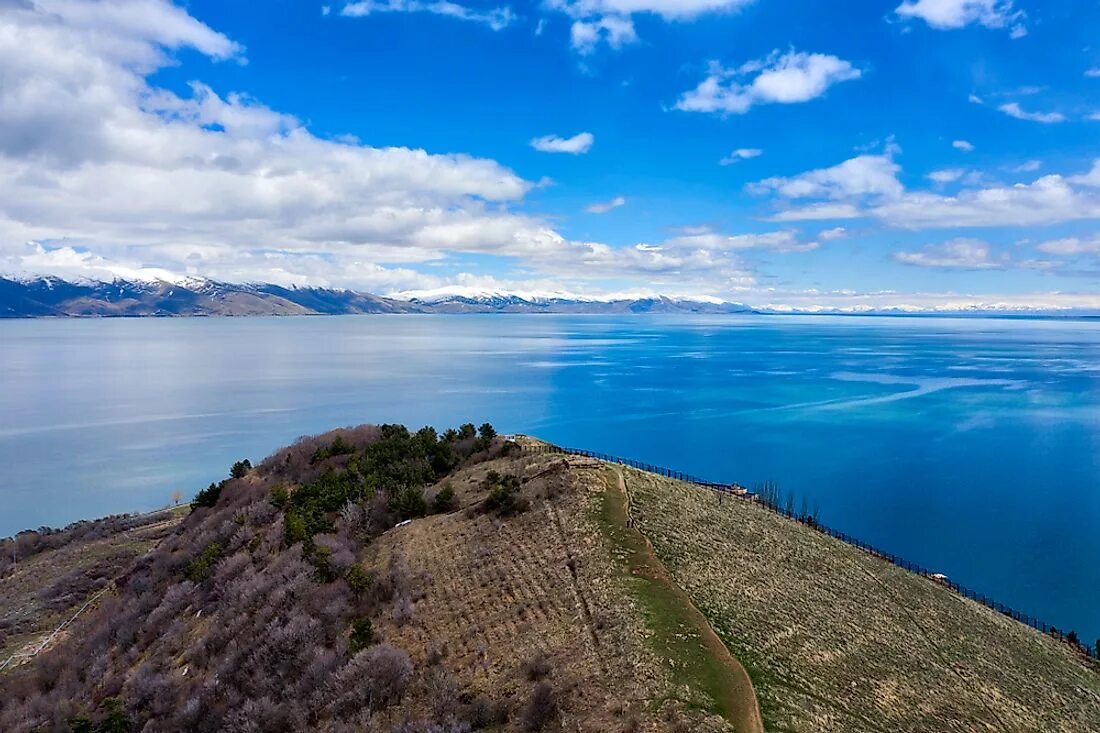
[518,442,1099,662]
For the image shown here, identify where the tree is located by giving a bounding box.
[231,459,253,479]
[192,481,223,509]
[478,422,497,440]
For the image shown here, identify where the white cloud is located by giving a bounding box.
[998,102,1065,124]
[1087,68,1100,78]
[952,139,975,151]
[530,132,595,154]
[338,0,516,30]
[585,195,626,213]
[755,150,1100,231]
[927,168,966,184]
[767,203,864,221]
[894,238,1003,269]
[676,50,861,115]
[1012,160,1041,173]
[569,15,636,53]
[895,0,1025,34]
[818,226,848,240]
[720,148,762,165]
[661,228,821,253]
[1036,236,1100,256]
[547,0,755,22]
[875,175,1100,229]
[749,151,903,200]
[545,0,754,53]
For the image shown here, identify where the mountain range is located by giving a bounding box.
[1,276,1095,318]
[0,276,753,317]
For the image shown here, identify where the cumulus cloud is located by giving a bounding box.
[895,0,1025,35]
[720,148,762,165]
[894,239,1004,269]
[749,150,903,201]
[338,0,516,30]
[998,102,1065,124]
[0,1,621,290]
[545,0,754,51]
[953,139,975,151]
[756,148,1100,231]
[927,168,966,184]
[818,226,848,240]
[569,15,636,53]
[548,0,754,22]
[874,175,1100,229]
[585,195,626,213]
[1036,236,1100,256]
[530,132,595,154]
[676,50,861,115]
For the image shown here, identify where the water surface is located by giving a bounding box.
[1,315,1097,641]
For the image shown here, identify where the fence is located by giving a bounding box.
[518,441,1099,662]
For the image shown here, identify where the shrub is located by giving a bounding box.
[183,542,223,583]
[360,643,413,707]
[349,617,374,653]
[390,486,428,521]
[270,485,289,508]
[311,436,356,464]
[432,484,457,513]
[345,565,373,597]
[483,474,526,516]
[521,683,558,731]
[521,653,551,681]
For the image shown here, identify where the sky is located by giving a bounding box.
[1,0,1099,310]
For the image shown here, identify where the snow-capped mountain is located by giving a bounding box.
[1,275,1095,318]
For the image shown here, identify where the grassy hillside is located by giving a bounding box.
[617,466,1100,732]
[1,426,1096,732]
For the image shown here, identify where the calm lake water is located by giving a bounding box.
[2,315,1098,640]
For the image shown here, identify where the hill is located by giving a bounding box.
[1,425,1097,732]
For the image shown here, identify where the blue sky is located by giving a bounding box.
[1,0,1098,310]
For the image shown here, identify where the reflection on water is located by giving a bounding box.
[1,314,1098,639]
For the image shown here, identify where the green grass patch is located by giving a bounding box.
[595,472,734,723]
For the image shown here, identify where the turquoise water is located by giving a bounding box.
[1,315,1098,641]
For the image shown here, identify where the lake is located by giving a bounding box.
[1,314,1097,641]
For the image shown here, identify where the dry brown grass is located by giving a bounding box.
[362,451,734,733]
[0,510,183,666]
[619,467,1100,733]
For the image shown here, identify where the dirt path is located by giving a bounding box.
[605,466,765,733]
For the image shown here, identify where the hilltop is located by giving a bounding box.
[1,424,1097,732]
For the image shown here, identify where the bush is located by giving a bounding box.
[521,683,558,731]
[521,653,551,681]
[345,565,373,597]
[349,617,373,653]
[484,474,526,516]
[310,436,357,464]
[432,484,457,513]
[360,643,413,707]
[183,543,223,583]
[390,486,428,521]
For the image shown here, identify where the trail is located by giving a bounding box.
[606,465,765,733]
